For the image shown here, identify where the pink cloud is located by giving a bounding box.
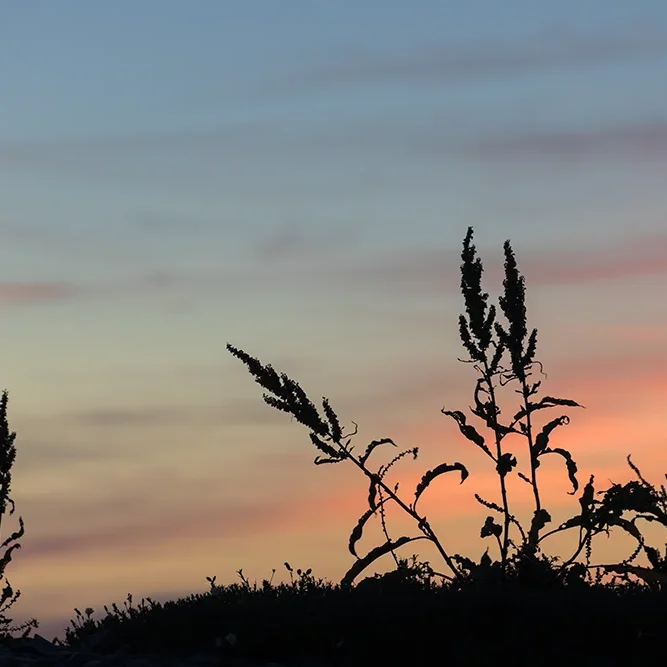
[337,229,667,297]
[0,282,74,304]
[459,121,667,161]
[523,232,667,285]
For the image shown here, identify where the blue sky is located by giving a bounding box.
[1,0,667,642]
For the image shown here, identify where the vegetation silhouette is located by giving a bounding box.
[227,226,667,594]
[0,227,666,664]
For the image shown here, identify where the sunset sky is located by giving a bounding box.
[1,1,667,642]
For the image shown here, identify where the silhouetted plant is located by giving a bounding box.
[226,227,661,592]
[42,227,667,662]
[0,390,38,643]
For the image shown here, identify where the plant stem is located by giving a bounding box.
[480,361,512,569]
[521,382,541,516]
[342,443,464,583]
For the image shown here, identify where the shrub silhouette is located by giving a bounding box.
[227,226,667,593]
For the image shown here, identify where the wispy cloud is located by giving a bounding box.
[4,116,666,176]
[0,121,277,168]
[69,399,288,430]
[275,32,667,94]
[253,220,361,262]
[459,121,667,161]
[0,282,75,304]
[133,211,220,234]
[328,230,667,297]
[9,228,663,308]
[520,231,667,285]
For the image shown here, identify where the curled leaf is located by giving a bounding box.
[359,438,397,467]
[513,396,584,422]
[441,409,490,456]
[413,462,469,510]
[605,515,644,543]
[533,416,569,458]
[349,508,375,558]
[539,447,579,495]
[341,536,418,588]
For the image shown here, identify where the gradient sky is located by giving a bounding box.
[1,0,667,642]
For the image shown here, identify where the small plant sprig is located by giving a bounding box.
[0,390,38,643]
[226,227,663,592]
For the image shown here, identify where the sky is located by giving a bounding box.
[1,0,667,642]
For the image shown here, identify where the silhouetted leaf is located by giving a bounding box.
[470,379,515,437]
[645,546,664,571]
[579,475,595,514]
[539,447,579,495]
[523,328,538,367]
[441,409,490,456]
[533,415,571,461]
[458,317,482,362]
[528,380,541,396]
[309,432,339,459]
[496,452,517,478]
[349,508,375,558]
[517,470,532,485]
[262,394,293,415]
[605,515,643,543]
[321,397,342,442]
[413,462,469,509]
[359,438,397,467]
[313,455,343,465]
[479,548,492,568]
[559,515,582,530]
[489,338,505,374]
[368,476,378,511]
[527,508,551,547]
[341,536,417,587]
[513,396,584,422]
[480,516,502,539]
[0,515,23,555]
